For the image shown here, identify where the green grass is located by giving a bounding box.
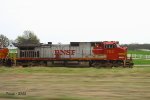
[128,50,150,65]
[0,66,150,74]
[0,66,150,100]
[133,59,150,65]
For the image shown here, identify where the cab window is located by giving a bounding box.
[105,44,116,49]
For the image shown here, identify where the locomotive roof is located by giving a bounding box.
[15,43,41,48]
[103,41,119,44]
[14,41,119,48]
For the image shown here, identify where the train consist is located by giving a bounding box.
[0,41,134,68]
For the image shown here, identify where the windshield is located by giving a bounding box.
[105,44,116,48]
[116,44,120,47]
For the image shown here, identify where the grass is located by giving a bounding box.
[128,50,150,65]
[0,66,150,100]
[133,59,150,65]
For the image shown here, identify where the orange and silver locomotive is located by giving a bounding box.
[15,41,134,68]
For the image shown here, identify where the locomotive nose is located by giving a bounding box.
[119,46,127,51]
[118,46,127,54]
[122,47,127,50]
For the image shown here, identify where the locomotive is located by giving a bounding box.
[14,41,134,68]
[0,48,12,66]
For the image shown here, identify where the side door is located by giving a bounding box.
[104,44,117,60]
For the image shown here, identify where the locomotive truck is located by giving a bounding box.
[14,41,134,68]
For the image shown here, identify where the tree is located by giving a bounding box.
[121,43,150,50]
[0,34,9,48]
[16,31,40,44]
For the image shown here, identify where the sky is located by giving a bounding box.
[0,0,150,44]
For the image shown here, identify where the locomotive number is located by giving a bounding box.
[107,50,114,54]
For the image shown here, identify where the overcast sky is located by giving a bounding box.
[0,0,150,44]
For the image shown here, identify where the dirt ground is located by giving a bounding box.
[0,67,150,100]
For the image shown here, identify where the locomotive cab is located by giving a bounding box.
[94,41,127,60]
[103,41,118,60]
[92,41,133,68]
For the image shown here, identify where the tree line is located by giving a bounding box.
[121,44,150,50]
[0,31,150,50]
[0,30,40,48]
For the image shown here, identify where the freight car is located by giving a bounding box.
[15,41,134,68]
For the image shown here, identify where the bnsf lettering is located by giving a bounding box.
[54,50,75,55]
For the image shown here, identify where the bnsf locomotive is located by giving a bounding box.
[13,41,133,68]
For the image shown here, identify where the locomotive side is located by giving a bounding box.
[16,41,134,68]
